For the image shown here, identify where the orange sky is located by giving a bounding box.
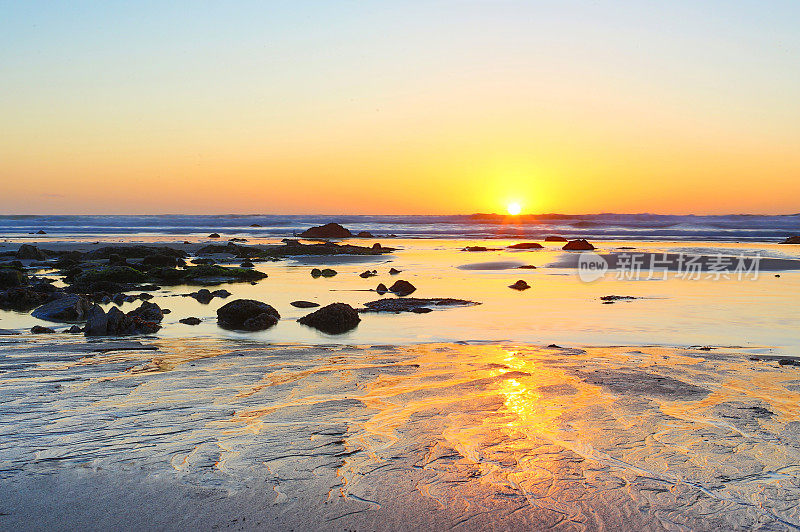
[2,2,798,215]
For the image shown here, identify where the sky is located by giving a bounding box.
[1,1,799,215]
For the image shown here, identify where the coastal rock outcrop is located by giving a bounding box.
[389,280,416,296]
[216,299,280,331]
[297,303,360,334]
[545,236,568,242]
[563,239,595,251]
[84,304,162,336]
[781,236,800,244]
[31,294,91,322]
[299,223,352,239]
[16,244,47,261]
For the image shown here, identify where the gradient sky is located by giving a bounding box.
[1,1,799,214]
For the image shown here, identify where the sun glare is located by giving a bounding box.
[506,202,522,216]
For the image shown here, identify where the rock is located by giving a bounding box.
[86,246,187,260]
[31,294,91,322]
[212,289,231,298]
[297,303,360,334]
[359,270,378,278]
[544,236,568,242]
[376,283,388,294]
[463,246,489,252]
[84,304,161,336]
[208,233,221,238]
[250,223,262,227]
[362,298,479,313]
[389,280,416,296]
[141,255,178,267]
[193,258,216,265]
[517,265,537,269]
[0,286,54,311]
[16,244,47,260]
[31,325,55,334]
[389,268,401,275]
[36,230,47,235]
[240,260,254,268]
[320,268,337,277]
[508,242,543,249]
[66,325,82,333]
[311,268,322,278]
[562,239,595,251]
[357,231,374,238]
[217,299,280,331]
[74,266,148,284]
[127,301,164,322]
[371,243,382,251]
[299,223,352,239]
[509,280,530,290]
[190,288,214,304]
[108,254,128,266]
[84,305,109,336]
[179,317,202,325]
[411,307,432,313]
[780,236,800,244]
[600,295,637,302]
[291,301,320,308]
[0,268,26,288]
[229,237,247,242]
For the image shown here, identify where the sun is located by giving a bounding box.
[506,202,522,216]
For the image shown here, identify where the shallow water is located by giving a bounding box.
[3,238,800,351]
[2,336,800,530]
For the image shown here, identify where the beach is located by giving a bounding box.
[2,222,800,530]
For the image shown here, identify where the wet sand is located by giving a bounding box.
[2,336,800,530]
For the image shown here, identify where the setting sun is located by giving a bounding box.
[506,202,522,216]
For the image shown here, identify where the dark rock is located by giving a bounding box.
[299,223,352,239]
[66,325,82,333]
[508,242,543,249]
[31,294,91,322]
[16,244,47,260]
[600,295,637,301]
[190,289,214,304]
[359,270,378,278]
[0,286,54,311]
[311,268,322,278]
[357,231,375,238]
[291,301,320,308]
[544,236,568,242]
[389,280,416,296]
[780,236,800,244]
[0,268,26,288]
[463,246,490,252]
[107,254,128,266]
[193,258,216,265]
[320,268,337,277]
[36,230,47,235]
[208,233,221,239]
[240,261,254,268]
[75,266,148,284]
[362,298,479,313]
[517,265,537,269]
[563,239,595,251]
[371,243,382,250]
[179,317,202,325]
[411,307,432,313]
[389,268,401,275]
[86,246,187,260]
[212,289,231,298]
[229,237,247,242]
[509,280,530,290]
[84,304,161,336]
[297,303,360,334]
[376,283,388,294]
[141,255,178,267]
[84,305,109,336]
[250,223,262,227]
[217,299,280,331]
[128,301,164,322]
[31,325,55,334]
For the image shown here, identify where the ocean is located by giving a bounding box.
[1,213,799,241]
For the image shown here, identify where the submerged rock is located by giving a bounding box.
[217,299,280,331]
[389,280,416,296]
[299,223,352,239]
[563,239,595,251]
[361,298,479,313]
[297,303,360,334]
[291,301,320,308]
[179,317,202,325]
[509,280,530,290]
[508,242,543,250]
[31,325,55,334]
[31,294,91,322]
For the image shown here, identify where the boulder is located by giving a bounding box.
[359,270,378,278]
[84,304,161,336]
[291,301,320,308]
[780,236,800,244]
[217,299,280,331]
[179,317,202,325]
[299,223,352,239]
[127,301,164,322]
[544,236,568,242]
[66,325,83,333]
[508,242,543,249]
[376,283,388,294]
[509,280,530,290]
[0,286,54,311]
[562,239,595,251]
[297,303,360,334]
[31,294,91,322]
[0,268,26,288]
[31,325,55,334]
[389,280,416,296]
[190,288,214,304]
[389,268,401,275]
[208,233,221,239]
[16,244,47,260]
[320,268,337,277]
